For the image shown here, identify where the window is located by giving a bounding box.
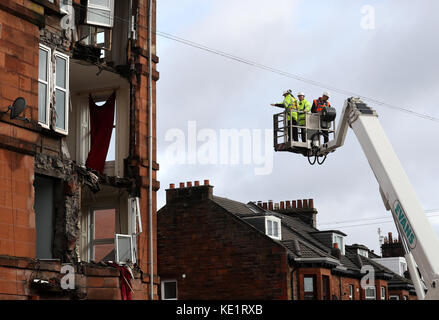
[403,295,408,300]
[161,280,177,300]
[38,45,70,134]
[86,0,115,28]
[365,286,376,300]
[38,45,51,127]
[333,234,345,255]
[90,208,116,262]
[381,286,386,300]
[389,295,400,300]
[358,249,369,258]
[34,176,55,259]
[115,234,134,264]
[265,216,281,240]
[54,52,69,134]
[349,285,354,300]
[304,275,316,300]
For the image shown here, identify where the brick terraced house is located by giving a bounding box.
[0,0,159,299]
[158,181,417,300]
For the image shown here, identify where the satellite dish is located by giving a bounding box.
[10,97,26,119]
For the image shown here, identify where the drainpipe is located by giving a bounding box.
[148,0,154,300]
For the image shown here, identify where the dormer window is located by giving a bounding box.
[265,216,281,240]
[333,234,345,255]
[358,249,369,258]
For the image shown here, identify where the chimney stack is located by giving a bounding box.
[204,179,210,186]
[280,201,285,210]
[388,232,393,243]
[268,200,273,211]
[179,182,185,188]
[187,181,192,187]
[286,201,291,209]
[262,202,268,210]
[169,183,175,189]
[297,200,303,209]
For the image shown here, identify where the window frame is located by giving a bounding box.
[38,44,51,129]
[161,280,178,300]
[303,275,316,300]
[265,216,281,240]
[115,234,134,264]
[348,284,354,300]
[85,0,115,28]
[380,286,386,300]
[89,206,117,262]
[53,51,70,135]
[389,295,400,300]
[333,234,345,255]
[365,286,376,300]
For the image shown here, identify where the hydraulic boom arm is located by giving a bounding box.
[321,98,439,299]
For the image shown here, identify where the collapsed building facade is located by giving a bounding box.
[0,0,159,299]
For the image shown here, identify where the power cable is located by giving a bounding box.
[71,3,439,123]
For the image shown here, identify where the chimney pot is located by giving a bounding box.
[333,243,339,249]
[303,199,308,208]
[309,199,314,208]
[169,183,175,189]
[268,200,273,211]
[388,232,393,243]
[262,202,268,210]
[274,203,279,210]
[280,201,285,210]
[286,201,291,208]
[187,181,192,187]
[179,182,185,188]
[204,179,210,185]
[297,200,303,209]
[292,200,297,208]
[194,181,200,186]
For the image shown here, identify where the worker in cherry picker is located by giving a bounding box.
[271,89,298,142]
[297,92,312,142]
[312,91,332,143]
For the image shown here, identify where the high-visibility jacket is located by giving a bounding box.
[297,99,311,126]
[312,98,331,113]
[280,94,298,121]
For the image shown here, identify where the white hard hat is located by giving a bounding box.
[298,92,305,96]
[323,91,330,98]
[283,89,292,95]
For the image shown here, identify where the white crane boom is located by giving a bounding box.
[322,97,439,299]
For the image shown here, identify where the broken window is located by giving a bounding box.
[79,187,141,264]
[85,0,115,28]
[38,44,70,134]
[34,175,55,259]
[161,281,177,300]
[38,44,51,127]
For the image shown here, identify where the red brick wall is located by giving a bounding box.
[0,149,35,258]
[0,4,39,122]
[158,198,290,300]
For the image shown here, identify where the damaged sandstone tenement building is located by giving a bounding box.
[0,0,159,299]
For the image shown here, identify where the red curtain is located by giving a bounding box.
[108,262,133,300]
[85,92,116,174]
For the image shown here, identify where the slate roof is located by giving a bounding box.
[211,196,414,287]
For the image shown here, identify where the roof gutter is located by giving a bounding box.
[291,257,340,266]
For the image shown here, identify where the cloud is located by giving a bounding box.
[156,0,439,251]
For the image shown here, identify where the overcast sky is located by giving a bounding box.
[155,0,439,254]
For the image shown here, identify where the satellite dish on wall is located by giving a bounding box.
[10,97,26,119]
[1,97,27,121]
